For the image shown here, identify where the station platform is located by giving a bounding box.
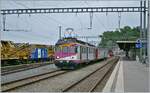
[103,56,149,92]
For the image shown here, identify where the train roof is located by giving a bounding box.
[55,37,95,47]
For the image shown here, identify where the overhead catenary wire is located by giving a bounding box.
[2,1,54,41]
[4,0,116,40]
[7,1,66,39]
[3,1,30,32]
[11,1,61,34]
[84,1,109,31]
[13,1,76,28]
[9,1,85,45]
[4,14,52,40]
[12,1,70,33]
[75,13,83,32]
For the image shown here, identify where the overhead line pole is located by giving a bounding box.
[143,0,147,63]
[2,14,6,31]
[140,0,143,62]
[59,26,62,39]
[148,0,150,64]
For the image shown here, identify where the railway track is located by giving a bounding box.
[62,57,119,92]
[2,57,119,92]
[1,62,53,75]
[91,60,117,92]
[1,69,68,92]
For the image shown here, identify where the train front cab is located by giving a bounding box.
[54,45,80,69]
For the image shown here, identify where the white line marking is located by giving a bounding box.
[102,61,120,92]
[115,60,124,92]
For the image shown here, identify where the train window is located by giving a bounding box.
[91,48,94,53]
[83,47,86,53]
[90,48,93,53]
[83,47,84,53]
[82,47,84,53]
[85,47,88,53]
[83,47,85,53]
[89,48,91,53]
[90,48,92,53]
[55,46,61,52]
[81,47,83,53]
[78,46,80,53]
[87,47,88,53]
[84,47,87,53]
[85,47,87,53]
[75,46,78,53]
[69,46,77,53]
[91,48,92,53]
[69,47,74,53]
[63,47,68,53]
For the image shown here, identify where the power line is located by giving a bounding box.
[84,1,109,31]
[74,13,84,32]
[13,1,29,9]
[13,1,69,27]
[3,1,53,40]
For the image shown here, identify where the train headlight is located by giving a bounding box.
[56,56,60,58]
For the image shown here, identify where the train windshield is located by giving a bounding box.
[55,45,78,53]
[55,46,61,52]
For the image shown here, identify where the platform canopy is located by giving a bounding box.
[116,41,137,51]
[116,41,138,58]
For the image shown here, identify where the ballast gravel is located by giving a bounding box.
[1,64,57,84]
[9,59,112,92]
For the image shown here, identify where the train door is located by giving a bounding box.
[79,46,82,60]
[96,48,98,59]
[86,47,88,61]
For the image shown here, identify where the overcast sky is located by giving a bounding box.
[1,0,142,45]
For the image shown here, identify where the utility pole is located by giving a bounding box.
[148,0,150,64]
[89,12,93,29]
[143,0,146,63]
[2,14,6,31]
[140,0,143,62]
[118,12,121,31]
[59,26,62,39]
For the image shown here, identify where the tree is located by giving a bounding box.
[99,26,140,47]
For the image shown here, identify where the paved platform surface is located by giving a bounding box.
[123,59,149,92]
[103,57,149,92]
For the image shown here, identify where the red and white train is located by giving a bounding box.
[54,37,112,69]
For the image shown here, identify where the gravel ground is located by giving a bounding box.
[9,58,113,92]
[1,62,53,73]
[92,61,117,92]
[1,64,57,84]
[66,61,115,92]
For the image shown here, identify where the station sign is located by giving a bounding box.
[136,39,142,48]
